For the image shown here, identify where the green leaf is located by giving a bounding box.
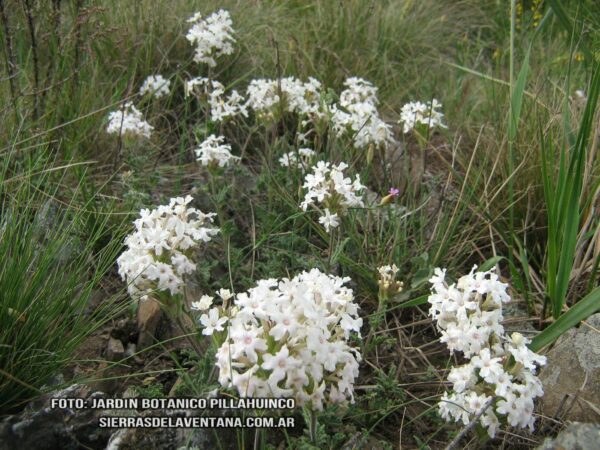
[330,237,351,265]
[411,267,433,289]
[395,294,429,309]
[530,287,600,352]
[478,256,505,272]
[508,48,530,143]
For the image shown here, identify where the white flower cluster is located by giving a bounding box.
[399,99,446,134]
[330,77,395,150]
[279,148,316,170]
[117,196,219,299]
[245,77,323,121]
[301,161,365,232]
[428,267,547,438]
[213,269,363,411]
[378,264,403,296]
[139,74,171,99]
[185,77,247,122]
[184,74,395,151]
[194,135,239,168]
[106,102,154,138]
[186,10,235,67]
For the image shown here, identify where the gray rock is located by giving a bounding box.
[137,297,162,349]
[0,384,261,450]
[539,313,600,422]
[537,422,600,450]
[0,385,109,450]
[106,337,125,361]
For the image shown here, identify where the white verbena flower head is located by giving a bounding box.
[428,266,546,438]
[139,74,171,99]
[117,196,219,299]
[185,77,248,122]
[245,77,325,122]
[399,99,447,134]
[106,102,154,138]
[330,77,395,150]
[186,10,235,67]
[213,268,363,411]
[194,134,240,168]
[300,161,365,232]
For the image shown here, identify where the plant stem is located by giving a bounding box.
[327,228,335,272]
[444,398,493,450]
[174,314,206,357]
[309,409,317,444]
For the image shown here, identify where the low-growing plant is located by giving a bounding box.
[0,157,125,412]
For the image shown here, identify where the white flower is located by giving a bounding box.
[508,333,547,372]
[471,348,503,382]
[447,364,477,393]
[117,196,219,299]
[318,209,340,232]
[186,10,235,67]
[279,148,316,170]
[191,295,214,311]
[399,99,447,134]
[194,134,240,168]
[139,74,171,99]
[106,102,154,138]
[217,288,234,302]
[200,307,228,335]
[262,345,302,385]
[481,410,500,438]
[214,269,363,410]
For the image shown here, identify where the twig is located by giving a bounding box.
[444,398,493,450]
[0,0,19,121]
[22,0,40,119]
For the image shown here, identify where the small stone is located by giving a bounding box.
[537,422,600,450]
[106,338,125,361]
[125,343,136,358]
[168,376,185,398]
[136,297,162,349]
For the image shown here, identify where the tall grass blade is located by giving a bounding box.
[530,286,600,351]
[544,60,600,318]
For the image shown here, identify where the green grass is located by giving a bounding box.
[0,150,125,412]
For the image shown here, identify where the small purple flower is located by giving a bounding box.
[388,187,400,197]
